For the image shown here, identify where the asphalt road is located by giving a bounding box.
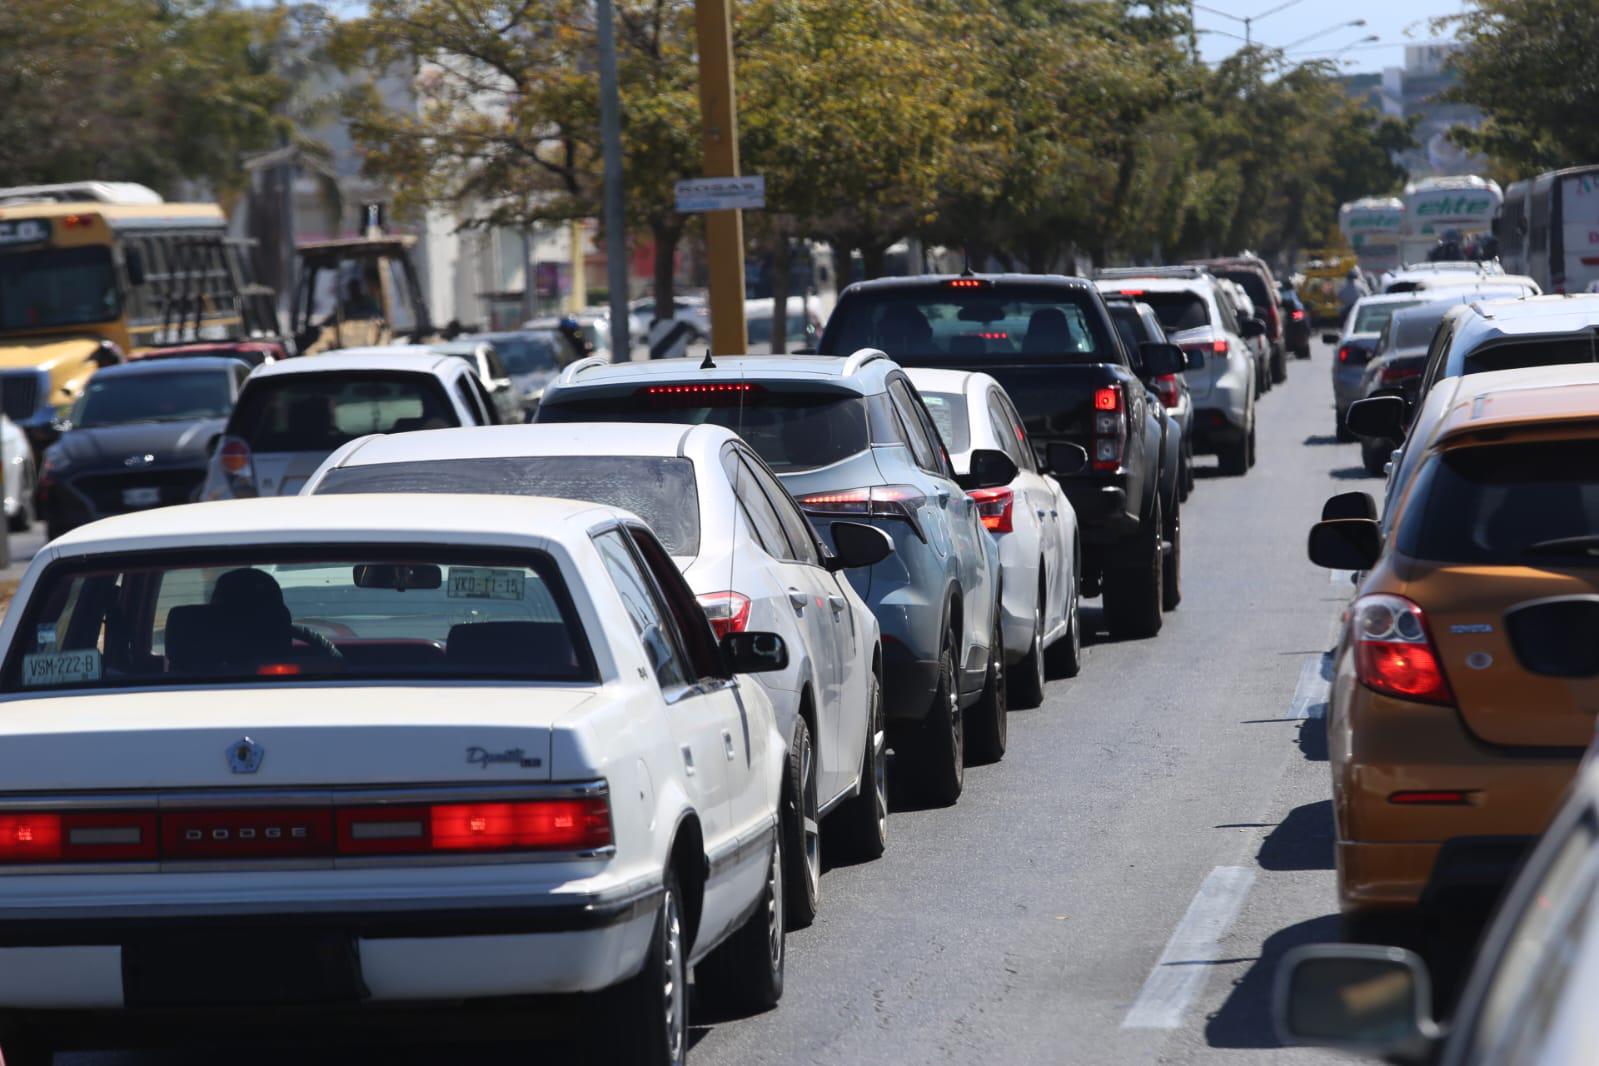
[53,336,1372,1065]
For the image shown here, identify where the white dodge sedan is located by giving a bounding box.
[0,494,788,1065]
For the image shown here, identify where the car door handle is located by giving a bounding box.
[722,730,737,761]
[787,588,808,611]
[935,489,950,505]
[828,594,847,612]
[1036,508,1048,519]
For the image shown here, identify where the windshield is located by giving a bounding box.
[484,334,564,375]
[74,370,232,427]
[538,388,870,472]
[1398,440,1599,565]
[1353,300,1422,334]
[822,285,1115,361]
[917,392,971,452]
[1464,336,1599,375]
[1129,291,1209,333]
[229,373,458,454]
[2,548,593,693]
[317,456,702,556]
[0,245,119,331]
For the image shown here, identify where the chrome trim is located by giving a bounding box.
[0,780,610,813]
[0,847,618,878]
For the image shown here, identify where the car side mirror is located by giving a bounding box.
[1273,945,1437,1057]
[1321,331,1340,345]
[1238,317,1267,339]
[957,448,1018,491]
[826,520,894,572]
[1183,348,1205,371]
[1346,396,1407,440]
[1138,341,1184,378]
[721,631,788,674]
[1321,491,1377,522]
[1308,518,1381,570]
[1046,441,1090,476]
[91,342,123,369]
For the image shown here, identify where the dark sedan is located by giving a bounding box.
[39,357,249,540]
[1278,285,1311,358]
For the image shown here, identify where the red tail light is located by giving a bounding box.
[219,437,252,475]
[1389,791,1471,805]
[639,383,763,408]
[1352,594,1453,705]
[1152,373,1181,408]
[1091,384,1127,472]
[1291,309,1306,321]
[967,486,1014,533]
[1211,339,1229,354]
[1378,364,1421,385]
[427,800,613,851]
[696,591,752,638]
[946,278,988,289]
[1338,344,1361,364]
[797,485,927,541]
[0,812,159,864]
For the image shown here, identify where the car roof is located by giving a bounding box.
[842,272,1096,294]
[249,349,456,378]
[1434,363,1599,445]
[42,494,628,557]
[1443,294,1599,351]
[1095,277,1217,296]
[550,353,886,392]
[328,423,731,468]
[95,356,242,377]
[902,366,975,395]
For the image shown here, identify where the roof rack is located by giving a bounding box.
[556,355,611,385]
[842,347,889,376]
[1093,265,1211,280]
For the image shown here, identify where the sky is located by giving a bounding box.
[1192,0,1473,73]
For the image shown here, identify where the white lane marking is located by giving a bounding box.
[1291,653,1332,720]
[1329,568,1354,585]
[1122,866,1257,1030]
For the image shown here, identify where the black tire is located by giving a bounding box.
[1270,349,1287,385]
[1246,414,1257,469]
[779,716,819,929]
[1162,495,1181,612]
[831,669,887,861]
[1335,409,1355,442]
[1103,496,1163,640]
[1178,439,1193,501]
[967,613,1008,764]
[696,833,785,1014]
[598,865,687,1066]
[913,627,963,806]
[1295,345,1311,360]
[1361,438,1389,476]
[1045,588,1083,678]
[7,472,31,533]
[1218,425,1249,476]
[1008,579,1047,710]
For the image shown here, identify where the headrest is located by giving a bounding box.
[446,620,579,676]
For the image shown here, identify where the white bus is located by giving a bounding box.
[1497,165,1599,294]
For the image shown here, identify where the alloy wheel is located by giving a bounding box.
[799,728,820,901]
[661,887,686,1065]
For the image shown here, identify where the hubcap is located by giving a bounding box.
[870,683,888,840]
[661,888,685,1064]
[800,730,820,898]
[947,653,962,772]
[1033,600,1045,689]
[993,624,1006,744]
[767,836,785,970]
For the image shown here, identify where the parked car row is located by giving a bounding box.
[1282,290,1599,1060]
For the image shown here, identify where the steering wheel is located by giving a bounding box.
[290,623,344,660]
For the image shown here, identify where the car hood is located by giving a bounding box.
[50,417,226,471]
[0,334,99,373]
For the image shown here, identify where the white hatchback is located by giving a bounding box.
[303,422,892,928]
[0,494,788,1065]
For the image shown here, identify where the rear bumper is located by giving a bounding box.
[1059,482,1137,544]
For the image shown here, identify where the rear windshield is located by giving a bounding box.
[917,392,971,452]
[230,372,457,453]
[1216,269,1270,309]
[821,285,1115,362]
[1353,300,1422,334]
[317,456,701,556]
[538,388,869,472]
[484,334,563,375]
[1398,440,1599,565]
[1464,336,1599,375]
[3,548,593,693]
[75,370,231,428]
[1131,291,1209,333]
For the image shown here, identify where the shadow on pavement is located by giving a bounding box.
[1256,800,1333,872]
[1297,716,1327,761]
[1301,435,1340,446]
[1328,466,1379,481]
[1204,913,1341,1049]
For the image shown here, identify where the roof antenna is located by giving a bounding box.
[701,346,716,370]
[962,246,974,277]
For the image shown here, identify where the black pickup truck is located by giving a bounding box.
[819,274,1188,639]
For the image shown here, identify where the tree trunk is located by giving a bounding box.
[652,219,678,330]
[770,233,791,354]
[861,243,886,280]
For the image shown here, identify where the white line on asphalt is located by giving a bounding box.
[1121,866,1257,1030]
[1290,654,1331,720]
[1328,568,1354,585]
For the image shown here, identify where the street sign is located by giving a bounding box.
[675,176,765,213]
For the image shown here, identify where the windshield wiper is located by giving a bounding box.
[1523,535,1599,557]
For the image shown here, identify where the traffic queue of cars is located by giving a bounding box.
[0,267,1269,1064]
[1281,289,1599,1060]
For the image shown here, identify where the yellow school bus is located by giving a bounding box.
[0,182,278,449]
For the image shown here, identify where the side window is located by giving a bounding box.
[997,392,1036,473]
[467,373,501,424]
[887,377,942,474]
[593,528,690,689]
[986,391,1017,462]
[1421,321,1456,396]
[625,524,725,681]
[453,374,490,426]
[1213,289,1240,335]
[740,450,820,566]
[724,448,793,560]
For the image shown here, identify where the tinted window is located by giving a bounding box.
[539,388,869,472]
[230,373,457,453]
[593,529,689,689]
[74,370,232,427]
[1107,305,1147,354]
[1398,440,1599,565]
[887,378,941,471]
[1392,309,1449,349]
[316,456,702,556]
[1465,336,1599,375]
[1130,292,1209,333]
[1353,300,1423,334]
[0,246,119,330]
[1217,269,1269,310]
[3,549,590,693]
[724,448,786,558]
[918,391,971,452]
[739,452,819,566]
[480,334,563,375]
[822,284,1115,361]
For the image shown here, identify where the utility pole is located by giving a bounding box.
[693,0,748,355]
[595,0,630,361]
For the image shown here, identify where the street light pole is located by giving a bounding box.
[595,0,630,361]
[693,0,748,356]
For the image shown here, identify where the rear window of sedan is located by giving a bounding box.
[1463,335,1599,376]
[1398,439,1599,565]
[228,372,458,454]
[1352,300,1423,335]
[3,548,594,693]
[1126,291,1209,333]
[822,284,1116,362]
[317,456,702,557]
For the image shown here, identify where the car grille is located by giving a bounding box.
[70,468,207,517]
[0,372,40,422]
